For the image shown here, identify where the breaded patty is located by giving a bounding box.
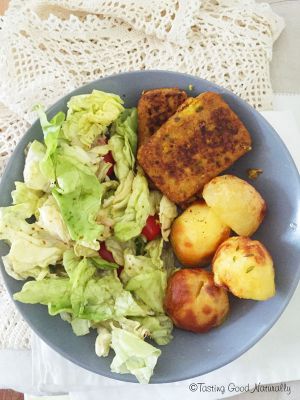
[137,92,252,204]
[137,88,188,148]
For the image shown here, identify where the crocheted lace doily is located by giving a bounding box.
[0,0,284,349]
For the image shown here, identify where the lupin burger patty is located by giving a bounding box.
[137,88,188,148]
[137,92,252,204]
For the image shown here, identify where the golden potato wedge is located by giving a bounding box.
[170,200,230,266]
[212,236,275,301]
[164,268,229,333]
[202,175,266,236]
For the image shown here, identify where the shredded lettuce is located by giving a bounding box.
[108,171,134,220]
[110,327,161,384]
[36,195,71,243]
[23,140,50,191]
[114,168,151,242]
[135,315,173,346]
[11,181,43,215]
[95,326,112,357]
[104,236,136,266]
[114,291,149,317]
[90,256,119,270]
[13,278,71,314]
[62,90,124,148]
[5,91,178,384]
[34,105,65,181]
[120,239,168,313]
[52,156,104,250]
[149,191,162,216]
[126,270,167,314]
[0,204,67,280]
[159,195,178,241]
[109,108,137,180]
[120,239,164,284]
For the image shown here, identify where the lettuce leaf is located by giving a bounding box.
[114,291,149,317]
[120,239,168,313]
[79,276,122,322]
[125,270,167,313]
[58,142,101,174]
[95,326,112,357]
[36,195,71,243]
[90,256,119,270]
[34,105,65,181]
[149,191,162,216]
[13,278,71,315]
[108,171,134,220]
[62,90,124,148]
[109,108,137,180]
[105,236,136,266]
[23,140,50,191]
[71,318,91,336]
[135,315,173,345]
[120,239,163,284]
[113,168,151,242]
[159,195,178,241]
[0,205,66,280]
[110,327,161,384]
[70,258,96,316]
[52,156,104,250]
[11,181,43,216]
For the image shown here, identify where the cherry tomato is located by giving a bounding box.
[98,242,115,263]
[142,214,161,241]
[103,151,115,177]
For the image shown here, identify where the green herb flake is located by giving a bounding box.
[247,168,263,180]
[246,266,255,273]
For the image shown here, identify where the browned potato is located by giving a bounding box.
[212,236,275,301]
[202,175,266,236]
[170,201,230,266]
[164,268,229,333]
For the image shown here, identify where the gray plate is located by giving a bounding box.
[1,70,300,384]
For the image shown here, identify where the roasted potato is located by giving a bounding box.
[170,201,230,266]
[212,236,275,301]
[164,268,229,333]
[202,175,266,236]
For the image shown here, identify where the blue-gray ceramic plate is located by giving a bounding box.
[1,70,300,383]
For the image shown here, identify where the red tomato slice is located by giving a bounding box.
[103,151,115,177]
[98,242,115,263]
[142,215,161,241]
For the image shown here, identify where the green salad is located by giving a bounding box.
[0,90,178,383]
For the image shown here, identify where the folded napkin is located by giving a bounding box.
[31,110,300,399]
